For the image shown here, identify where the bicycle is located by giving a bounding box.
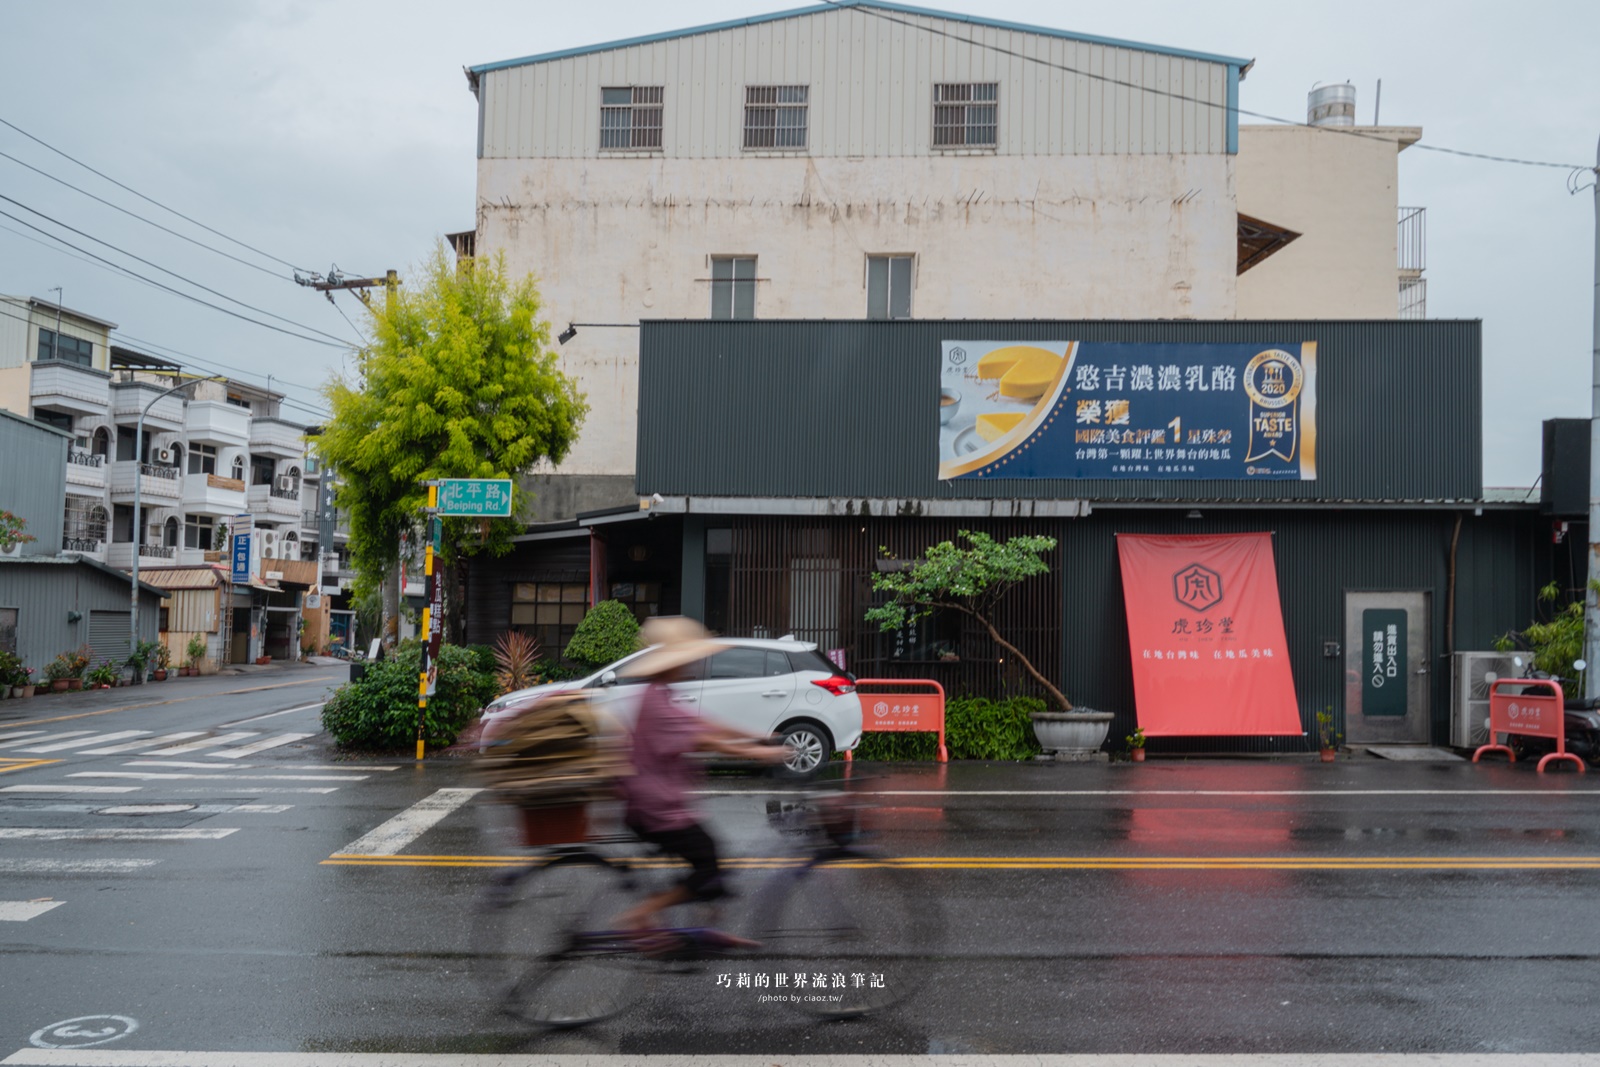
[469,776,934,1029]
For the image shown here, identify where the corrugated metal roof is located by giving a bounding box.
[467,1,1252,79]
[136,566,226,591]
[0,554,164,597]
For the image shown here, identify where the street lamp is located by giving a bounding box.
[129,375,225,678]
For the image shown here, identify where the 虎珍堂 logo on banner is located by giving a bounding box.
[1172,562,1224,612]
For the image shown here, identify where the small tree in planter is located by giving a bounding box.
[563,600,641,671]
[865,531,1111,757]
[152,642,171,681]
[185,634,208,676]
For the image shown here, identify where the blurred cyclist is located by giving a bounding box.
[612,616,786,938]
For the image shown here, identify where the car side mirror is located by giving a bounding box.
[598,670,617,688]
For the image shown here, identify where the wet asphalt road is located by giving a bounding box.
[5,669,1600,1058]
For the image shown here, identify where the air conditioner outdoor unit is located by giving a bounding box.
[155,448,173,464]
[1451,651,1519,748]
[0,542,21,558]
[276,475,294,492]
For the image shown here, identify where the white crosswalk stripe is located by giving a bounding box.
[141,732,259,756]
[79,731,205,755]
[69,771,365,782]
[0,731,92,750]
[0,730,47,744]
[0,827,240,841]
[0,785,140,794]
[0,858,161,873]
[0,899,65,921]
[210,732,314,758]
[16,730,151,753]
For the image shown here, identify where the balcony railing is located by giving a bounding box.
[141,462,179,481]
[67,450,105,468]
[269,485,297,500]
[1398,206,1426,273]
[141,544,176,560]
[62,535,103,553]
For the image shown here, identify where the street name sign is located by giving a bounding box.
[435,478,513,517]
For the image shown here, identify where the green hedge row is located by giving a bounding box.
[853,694,1046,762]
[322,642,497,751]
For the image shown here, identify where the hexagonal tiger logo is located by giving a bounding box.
[1172,562,1224,613]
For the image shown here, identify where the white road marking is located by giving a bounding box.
[141,732,258,756]
[0,731,92,750]
[223,702,325,725]
[26,1014,138,1050]
[0,730,47,743]
[209,733,313,758]
[0,859,160,873]
[0,785,141,794]
[266,764,400,772]
[0,900,65,921]
[11,1053,1600,1066]
[79,732,204,755]
[17,732,151,754]
[123,761,260,769]
[0,803,291,815]
[0,828,239,841]
[168,787,338,795]
[69,772,366,782]
[336,788,482,855]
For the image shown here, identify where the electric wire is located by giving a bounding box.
[0,148,294,282]
[0,205,348,349]
[0,113,313,273]
[824,0,1599,173]
[329,293,371,347]
[0,191,357,346]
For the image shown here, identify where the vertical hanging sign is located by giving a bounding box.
[1361,608,1408,717]
[1117,533,1302,736]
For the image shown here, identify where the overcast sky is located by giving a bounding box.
[1,0,1595,486]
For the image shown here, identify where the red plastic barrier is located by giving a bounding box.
[844,679,948,763]
[1473,678,1584,774]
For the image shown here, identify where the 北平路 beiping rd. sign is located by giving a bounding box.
[434,479,514,517]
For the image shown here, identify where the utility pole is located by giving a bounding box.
[1587,135,1600,700]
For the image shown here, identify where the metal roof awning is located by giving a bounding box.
[136,565,227,591]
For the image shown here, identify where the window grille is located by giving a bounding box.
[711,256,757,320]
[744,85,808,149]
[866,255,914,320]
[600,86,664,150]
[933,83,998,147]
[64,500,107,545]
[509,581,589,654]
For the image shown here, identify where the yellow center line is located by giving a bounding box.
[3,678,331,727]
[0,758,60,775]
[319,852,1600,871]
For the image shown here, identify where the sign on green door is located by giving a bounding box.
[435,478,514,518]
[1361,608,1408,717]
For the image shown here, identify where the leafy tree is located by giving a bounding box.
[564,600,641,669]
[319,243,587,643]
[1496,580,1598,681]
[864,531,1068,709]
[0,511,37,552]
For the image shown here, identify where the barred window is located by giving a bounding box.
[600,86,664,150]
[933,82,998,147]
[866,255,914,320]
[510,581,589,655]
[744,85,808,149]
[711,256,756,320]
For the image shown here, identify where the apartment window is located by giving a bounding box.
[37,328,94,367]
[867,255,914,320]
[187,444,217,476]
[744,85,808,149]
[112,504,134,544]
[34,409,72,433]
[225,393,251,410]
[231,456,245,481]
[251,456,276,486]
[64,500,107,547]
[711,256,757,320]
[510,581,588,655]
[933,82,998,147]
[600,86,664,150]
[184,514,214,550]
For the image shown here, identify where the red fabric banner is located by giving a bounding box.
[1116,533,1301,737]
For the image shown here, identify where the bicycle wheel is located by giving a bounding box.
[471,850,649,1028]
[752,848,935,1018]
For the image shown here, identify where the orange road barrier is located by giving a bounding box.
[844,679,948,763]
[1474,677,1585,774]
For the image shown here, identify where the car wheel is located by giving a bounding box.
[778,722,832,778]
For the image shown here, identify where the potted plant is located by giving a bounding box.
[86,660,119,689]
[867,531,1114,758]
[67,645,90,689]
[152,642,171,681]
[44,653,75,692]
[10,663,35,699]
[125,639,159,685]
[1126,726,1148,762]
[0,650,21,699]
[1316,708,1341,762]
[185,634,207,676]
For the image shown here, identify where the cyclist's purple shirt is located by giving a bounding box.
[623,682,702,832]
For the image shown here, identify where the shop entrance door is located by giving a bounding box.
[1343,591,1432,744]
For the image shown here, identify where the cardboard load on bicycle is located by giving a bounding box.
[476,691,624,825]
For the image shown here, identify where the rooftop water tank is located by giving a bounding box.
[1307,83,1356,127]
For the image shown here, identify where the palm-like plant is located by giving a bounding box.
[493,630,541,695]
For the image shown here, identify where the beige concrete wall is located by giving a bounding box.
[1235,124,1418,319]
[478,151,1238,476]
[0,365,29,417]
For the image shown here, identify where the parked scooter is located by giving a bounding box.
[1496,647,1597,762]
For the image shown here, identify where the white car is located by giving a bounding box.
[479,636,862,776]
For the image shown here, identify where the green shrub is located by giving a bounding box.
[532,657,588,683]
[563,600,640,669]
[854,694,1044,762]
[321,642,498,751]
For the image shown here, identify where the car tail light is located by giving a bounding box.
[811,675,856,696]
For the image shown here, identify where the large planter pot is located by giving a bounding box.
[13,685,34,699]
[49,679,70,692]
[67,678,83,691]
[1031,710,1114,760]
[152,669,167,681]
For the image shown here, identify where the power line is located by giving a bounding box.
[329,292,370,346]
[826,0,1598,173]
[0,113,313,273]
[0,191,357,346]
[0,148,294,282]
[0,204,349,349]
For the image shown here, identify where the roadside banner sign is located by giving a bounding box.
[436,478,513,517]
[230,514,254,585]
[1117,532,1302,737]
[1474,678,1584,773]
